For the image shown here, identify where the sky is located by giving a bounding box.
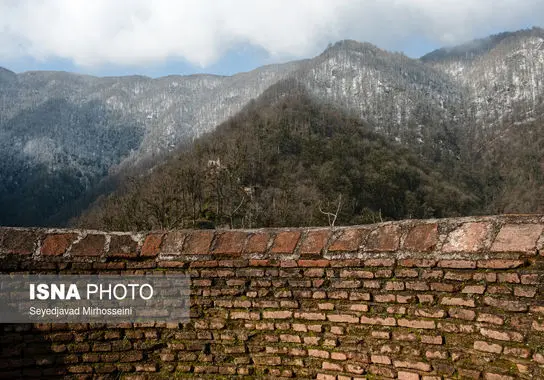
[0,0,542,78]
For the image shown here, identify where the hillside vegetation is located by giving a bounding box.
[75,82,481,230]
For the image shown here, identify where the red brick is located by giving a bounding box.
[279,334,301,343]
[308,349,330,359]
[328,228,369,252]
[366,224,401,252]
[477,259,525,269]
[462,285,486,294]
[1,229,38,255]
[350,304,369,312]
[374,294,396,302]
[421,269,443,279]
[294,312,326,321]
[41,233,77,256]
[480,328,523,342]
[398,319,436,329]
[404,223,439,252]
[249,259,275,266]
[438,260,476,269]
[531,306,544,313]
[440,297,475,307]
[394,360,432,371]
[230,311,260,320]
[474,341,502,353]
[140,233,164,257]
[339,269,373,278]
[331,352,347,361]
[270,231,301,254]
[297,259,330,267]
[394,331,417,341]
[472,273,495,284]
[365,258,395,267]
[398,371,420,380]
[108,235,138,258]
[329,259,362,267]
[444,271,473,281]
[497,273,520,283]
[369,365,397,378]
[417,294,434,304]
[396,269,419,278]
[360,316,396,326]
[431,283,456,292]
[189,260,218,268]
[483,297,527,312]
[514,286,537,298]
[532,320,544,331]
[448,308,475,321]
[332,280,360,288]
[477,313,504,325]
[322,361,342,371]
[484,373,513,380]
[375,269,393,278]
[183,231,214,255]
[327,314,359,323]
[442,222,492,253]
[521,274,539,284]
[371,354,391,365]
[213,231,247,254]
[491,224,543,254]
[400,259,437,267]
[71,234,105,256]
[300,229,331,255]
[385,281,405,291]
[316,374,335,380]
[415,309,445,318]
[458,369,482,379]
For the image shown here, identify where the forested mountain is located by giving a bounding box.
[422,27,544,129]
[75,82,478,230]
[1,27,543,227]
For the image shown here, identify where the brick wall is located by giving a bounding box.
[0,215,543,379]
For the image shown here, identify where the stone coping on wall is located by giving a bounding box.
[0,215,543,264]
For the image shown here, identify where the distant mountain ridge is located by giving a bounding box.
[1,27,543,226]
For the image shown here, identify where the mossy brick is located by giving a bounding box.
[71,234,105,256]
[107,234,138,258]
[1,229,39,255]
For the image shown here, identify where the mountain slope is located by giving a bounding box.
[422,27,544,127]
[75,81,479,230]
[1,27,544,226]
[0,62,302,226]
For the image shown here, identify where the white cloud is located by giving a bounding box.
[0,0,542,68]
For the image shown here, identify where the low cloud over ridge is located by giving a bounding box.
[1,0,542,68]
